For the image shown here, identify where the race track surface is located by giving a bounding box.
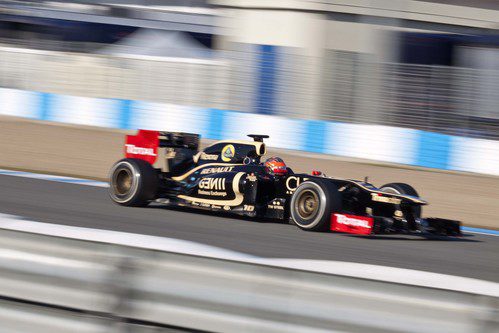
[0,174,498,282]
[3,116,499,229]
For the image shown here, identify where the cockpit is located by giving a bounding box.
[193,134,268,165]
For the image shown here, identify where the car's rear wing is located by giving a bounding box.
[125,129,200,171]
[158,131,199,150]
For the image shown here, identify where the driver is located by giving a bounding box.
[264,157,288,176]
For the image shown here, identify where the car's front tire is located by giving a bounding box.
[379,182,421,218]
[290,179,341,231]
[109,158,158,207]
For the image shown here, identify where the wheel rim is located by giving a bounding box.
[114,168,133,195]
[295,189,319,220]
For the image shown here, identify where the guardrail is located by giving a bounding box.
[0,213,498,333]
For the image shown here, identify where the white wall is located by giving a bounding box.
[221,9,327,57]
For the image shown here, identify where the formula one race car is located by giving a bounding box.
[108,130,461,236]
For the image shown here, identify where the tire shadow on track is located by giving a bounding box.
[147,203,282,224]
[344,234,481,242]
[148,204,480,242]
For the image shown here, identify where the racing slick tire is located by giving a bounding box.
[379,182,421,218]
[290,179,341,231]
[109,158,158,207]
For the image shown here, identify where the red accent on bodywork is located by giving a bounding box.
[312,170,322,176]
[331,213,374,235]
[124,130,159,164]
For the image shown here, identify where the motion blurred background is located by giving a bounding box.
[1,0,499,161]
[0,0,498,134]
[0,1,498,333]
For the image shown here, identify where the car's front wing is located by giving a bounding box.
[330,213,461,236]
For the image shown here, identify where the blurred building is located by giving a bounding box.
[0,0,498,138]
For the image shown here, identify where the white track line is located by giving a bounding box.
[1,168,499,236]
[0,212,498,297]
[0,169,108,187]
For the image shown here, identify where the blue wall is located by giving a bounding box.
[1,88,498,176]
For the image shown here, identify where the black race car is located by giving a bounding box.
[109,130,461,236]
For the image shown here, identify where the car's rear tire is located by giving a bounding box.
[290,179,341,231]
[109,158,158,207]
[379,182,421,218]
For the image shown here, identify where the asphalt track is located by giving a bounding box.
[0,174,498,283]
[3,116,499,229]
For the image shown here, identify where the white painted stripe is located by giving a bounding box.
[449,136,499,176]
[131,102,211,138]
[325,123,419,165]
[0,213,253,261]
[0,212,497,297]
[49,95,122,128]
[0,88,40,119]
[221,112,306,150]
[0,169,108,187]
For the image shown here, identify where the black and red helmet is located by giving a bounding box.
[264,157,288,175]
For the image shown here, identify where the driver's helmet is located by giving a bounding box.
[264,157,288,175]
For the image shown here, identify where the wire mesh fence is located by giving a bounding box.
[0,44,497,140]
[320,51,499,139]
[0,45,229,109]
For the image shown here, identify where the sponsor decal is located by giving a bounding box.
[336,214,372,228]
[243,205,255,212]
[198,190,227,197]
[371,193,402,205]
[165,148,176,158]
[199,152,219,161]
[247,173,257,182]
[125,130,159,164]
[178,172,245,206]
[199,177,226,190]
[268,200,284,210]
[221,144,235,162]
[285,176,308,194]
[125,144,156,156]
[331,213,373,235]
[200,166,234,174]
[198,177,227,197]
